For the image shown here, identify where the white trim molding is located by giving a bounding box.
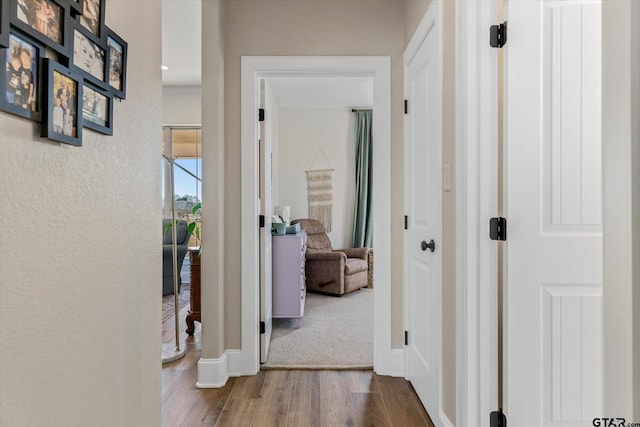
[196,353,229,388]
[455,1,499,426]
[380,349,405,378]
[238,56,395,378]
[224,350,246,378]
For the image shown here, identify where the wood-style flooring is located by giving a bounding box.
[162,304,434,427]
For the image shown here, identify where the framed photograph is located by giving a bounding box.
[66,0,83,17]
[10,0,68,56]
[41,58,83,145]
[71,25,106,89]
[105,26,126,99]
[82,81,111,135]
[0,28,43,121]
[78,0,102,38]
[1,0,9,48]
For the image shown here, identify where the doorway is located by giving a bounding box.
[239,56,396,375]
[262,75,374,368]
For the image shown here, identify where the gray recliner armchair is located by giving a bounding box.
[162,219,189,295]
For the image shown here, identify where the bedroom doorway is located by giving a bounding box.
[240,56,395,376]
[261,75,374,368]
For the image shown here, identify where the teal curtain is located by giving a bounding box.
[352,110,373,248]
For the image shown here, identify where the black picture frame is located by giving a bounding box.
[105,26,126,99]
[0,0,9,48]
[66,0,83,17]
[41,58,83,145]
[77,0,102,39]
[10,0,69,57]
[0,28,43,121]
[82,80,111,135]
[70,23,106,90]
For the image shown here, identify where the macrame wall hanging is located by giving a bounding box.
[306,148,334,232]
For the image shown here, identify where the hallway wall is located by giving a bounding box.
[405,0,433,44]
[0,1,163,425]
[208,0,406,352]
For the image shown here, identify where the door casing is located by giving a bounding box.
[454,1,500,426]
[236,56,395,377]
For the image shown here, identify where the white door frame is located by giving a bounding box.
[454,2,499,426]
[235,56,395,376]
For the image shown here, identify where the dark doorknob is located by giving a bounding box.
[421,239,435,253]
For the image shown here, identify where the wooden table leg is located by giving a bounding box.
[186,310,200,335]
[186,250,201,335]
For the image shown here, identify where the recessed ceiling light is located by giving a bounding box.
[161,65,169,71]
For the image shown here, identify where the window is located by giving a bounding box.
[162,126,201,246]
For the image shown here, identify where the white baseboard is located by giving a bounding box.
[196,353,229,388]
[225,349,249,378]
[196,349,253,388]
[375,348,404,377]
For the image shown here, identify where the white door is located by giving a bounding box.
[505,1,603,425]
[259,80,274,363]
[403,3,442,421]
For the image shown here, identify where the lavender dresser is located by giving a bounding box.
[272,231,307,328]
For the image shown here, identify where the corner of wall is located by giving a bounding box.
[630,0,640,418]
[196,353,230,388]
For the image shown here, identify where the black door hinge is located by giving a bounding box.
[259,214,265,228]
[404,215,408,230]
[260,321,265,334]
[258,108,265,122]
[490,21,507,48]
[404,99,408,114]
[490,408,507,427]
[490,217,507,241]
[404,331,408,345]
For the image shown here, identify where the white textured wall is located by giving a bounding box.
[405,0,433,44]
[0,1,163,425]
[277,107,356,249]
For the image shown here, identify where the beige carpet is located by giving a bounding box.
[262,288,373,369]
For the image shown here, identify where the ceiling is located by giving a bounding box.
[268,76,373,108]
[161,0,202,87]
[161,0,373,108]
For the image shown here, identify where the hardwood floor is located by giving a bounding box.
[162,306,434,427]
